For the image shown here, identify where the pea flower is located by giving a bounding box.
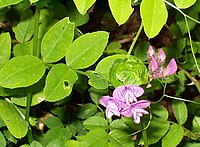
[99,84,150,124]
[148,46,177,79]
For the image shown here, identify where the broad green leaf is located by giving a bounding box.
[46,138,65,147]
[185,142,200,147]
[108,129,134,146]
[0,99,28,138]
[110,119,130,131]
[140,0,168,38]
[42,127,72,146]
[68,1,89,27]
[0,55,45,89]
[44,64,78,102]
[0,33,11,68]
[134,42,150,61]
[95,54,126,81]
[151,103,169,120]
[83,116,108,130]
[108,0,134,25]
[30,141,43,147]
[66,31,109,69]
[81,129,108,146]
[174,0,196,9]
[76,103,97,119]
[3,130,17,144]
[44,115,63,129]
[0,131,6,147]
[67,140,81,147]
[89,87,109,105]
[41,17,75,63]
[0,0,22,8]
[192,116,200,132]
[12,9,34,43]
[140,117,170,145]
[13,41,32,57]
[73,0,96,15]
[86,70,108,89]
[162,124,184,147]
[110,56,148,87]
[172,100,188,125]
[29,0,39,4]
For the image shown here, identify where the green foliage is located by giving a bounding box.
[174,0,196,9]
[83,116,108,130]
[172,100,188,125]
[41,17,75,63]
[66,31,109,69]
[44,64,78,102]
[108,0,134,25]
[140,0,168,38]
[162,124,184,147]
[0,0,22,7]
[73,0,96,15]
[0,131,6,147]
[0,99,28,138]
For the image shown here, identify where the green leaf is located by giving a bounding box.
[108,0,134,25]
[44,115,63,129]
[0,33,11,68]
[30,141,43,147]
[0,131,6,147]
[76,103,97,119]
[46,138,65,147]
[3,130,17,144]
[134,42,150,61]
[0,55,45,89]
[0,0,22,8]
[185,142,200,147]
[13,41,32,57]
[162,124,184,147]
[89,87,108,105]
[29,0,40,4]
[81,129,108,146]
[44,64,78,102]
[140,0,168,38]
[67,140,81,147]
[12,9,34,43]
[66,31,109,69]
[83,116,108,130]
[172,100,188,125]
[140,117,170,145]
[86,70,108,89]
[108,129,134,146]
[109,56,148,87]
[0,99,28,138]
[41,17,75,63]
[73,0,96,15]
[174,0,196,9]
[110,119,130,131]
[42,127,72,146]
[95,54,126,81]
[151,103,169,120]
[192,116,200,132]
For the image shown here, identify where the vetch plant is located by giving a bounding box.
[148,46,177,80]
[99,84,150,124]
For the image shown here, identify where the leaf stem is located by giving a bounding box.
[127,23,143,57]
[75,69,87,76]
[184,16,200,74]
[33,6,40,57]
[142,122,148,147]
[164,94,200,104]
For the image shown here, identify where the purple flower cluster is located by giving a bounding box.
[99,84,150,124]
[148,46,177,80]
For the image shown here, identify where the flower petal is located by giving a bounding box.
[148,46,155,58]
[106,109,114,118]
[99,96,112,108]
[132,85,144,98]
[157,48,166,63]
[163,58,177,76]
[131,100,151,109]
[150,56,159,72]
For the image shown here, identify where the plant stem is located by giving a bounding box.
[75,69,87,76]
[127,23,143,57]
[142,122,148,147]
[179,66,200,93]
[184,16,200,74]
[25,88,33,143]
[33,6,40,57]
[164,94,200,104]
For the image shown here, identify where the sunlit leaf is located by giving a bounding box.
[0,0,22,8]
[66,31,109,69]
[83,116,108,130]
[73,0,96,14]
[162,124,184,147]
[0,55,45,89]
[0,33,11,68]
[41,17,75,63]
[140,0,168,38]
[108,0,134,25]
[0,131,6,147]
[174,0,196,9]
[0,99,28,138]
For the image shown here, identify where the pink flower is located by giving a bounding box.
[121,100,150,124]
[148,46,177,79]
[99,84,150,123]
